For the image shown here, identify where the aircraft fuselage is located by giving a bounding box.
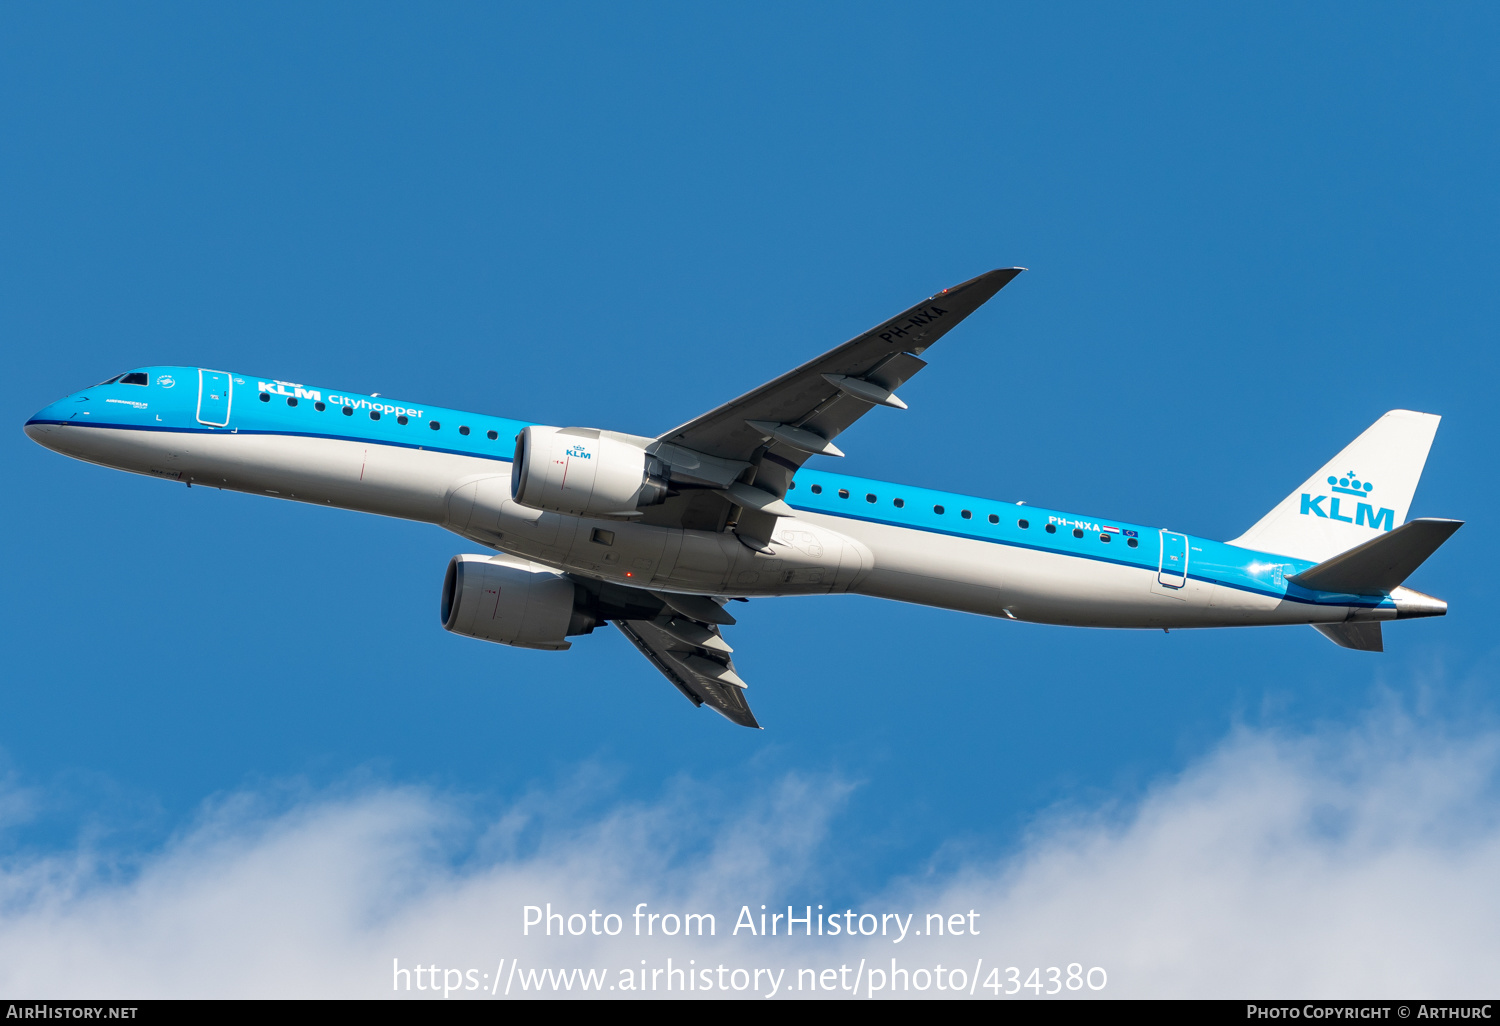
[25,367,1415,633]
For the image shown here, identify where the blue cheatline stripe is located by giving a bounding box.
[24,419,515,465]
[35,419,1384,612]
[793,502,1387,611]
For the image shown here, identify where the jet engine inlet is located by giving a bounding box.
[442,554,598,650]
[511,425,669,518]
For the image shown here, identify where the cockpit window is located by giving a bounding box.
[94,374,123,386]
[119,372,149,385]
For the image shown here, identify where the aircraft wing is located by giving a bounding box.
[642,268,1023,546]
[613,617,760,729]
[656,268,1023,465]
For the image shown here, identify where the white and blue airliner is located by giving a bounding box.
[25,270,1459,728]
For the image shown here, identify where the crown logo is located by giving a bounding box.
[1327,471,1374,497]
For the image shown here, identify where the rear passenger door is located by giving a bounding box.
[1158,530,1188,588]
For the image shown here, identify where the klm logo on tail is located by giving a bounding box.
[1300,471,1394,531]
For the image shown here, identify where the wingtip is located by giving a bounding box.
[941,267,1026,298]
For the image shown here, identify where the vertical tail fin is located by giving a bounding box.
[1228,410,1441,562]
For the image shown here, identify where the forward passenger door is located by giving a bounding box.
[196,369,232,427]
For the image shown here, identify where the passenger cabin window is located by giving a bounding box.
[1018,519,1030,529]
[397,415,408,425]
[120,373,148,385]
[1099,533,1111,542]
[787,481,796,490]
[866,493,876,503]
[370,411,381,420]
[314,401,326,411]
[287,397,298,407]
[1045,523,1056,533]
[988,514,999,524]
[933,505,945,515]
[838,489,849,499]
[810,484,822,494]
[893,498,904,508]
[430,421,441,430]
[487,430,498,440]
[342,406,353,416]
[1072,528,1083,538]
[1127,538,1139,548]
[259,392,270,402]
[459,425,471,436]
[961,510,972,520]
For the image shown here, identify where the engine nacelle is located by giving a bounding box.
[440,554,597,651]
[511,425,668,518]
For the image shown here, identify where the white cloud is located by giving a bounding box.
[1,710,1498,998]
[915,715,1500,997]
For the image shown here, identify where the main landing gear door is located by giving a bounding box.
[197,369,232,427]
[1158,530,1188,588]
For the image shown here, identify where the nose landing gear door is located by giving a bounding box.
[197,369,232,427]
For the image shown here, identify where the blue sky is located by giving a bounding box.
[3,3,1498,997]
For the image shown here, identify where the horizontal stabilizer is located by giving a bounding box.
[1313,622,1384,652]
[1290,518,1462,594]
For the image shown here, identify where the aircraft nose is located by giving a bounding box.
[24,400,70,447]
